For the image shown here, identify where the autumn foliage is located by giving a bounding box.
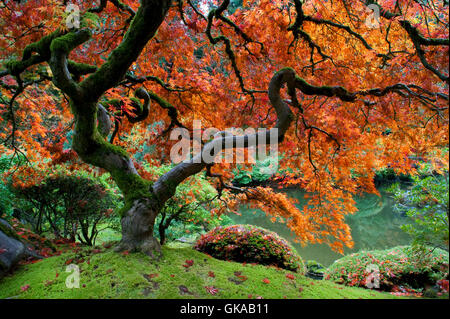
[0,0,448,253]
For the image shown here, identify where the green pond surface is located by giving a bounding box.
[231,188,412,267]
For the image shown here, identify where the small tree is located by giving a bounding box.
[12,166,120,246]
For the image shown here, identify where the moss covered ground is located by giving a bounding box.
[0,242,401,299]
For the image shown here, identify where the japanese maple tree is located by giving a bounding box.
[0,0,448,257]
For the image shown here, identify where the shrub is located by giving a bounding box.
[11,165,120,246]
[194,224,305,273]
[306,260,326,274]
[325,246,449,292]
[373,167,413,186]
[305,260,326,280]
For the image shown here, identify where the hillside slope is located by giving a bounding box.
[0,242,399,299]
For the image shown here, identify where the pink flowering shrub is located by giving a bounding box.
[194,225,305,273]
[325,246,449,294]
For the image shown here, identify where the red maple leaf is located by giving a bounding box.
[205,286,218,295]
[21,284,30,292]
[286,273,295,280]
[64,258,73,265]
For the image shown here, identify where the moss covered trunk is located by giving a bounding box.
[29,0,172,257]
[69,99,162,257]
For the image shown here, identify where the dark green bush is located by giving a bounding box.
[374,167,413,186]
[194,224,305,273]
[306,260,325,273]
[12,170,120,246]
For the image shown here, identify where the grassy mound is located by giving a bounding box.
[325,246,449,293]
[194,225,305,272]
[0,242,399,299]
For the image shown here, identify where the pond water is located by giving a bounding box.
[231,188,412,267]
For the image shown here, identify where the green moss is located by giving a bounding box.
[294,75,309,86]
[0,245,402,299]
[68,60,97,75]
[115,173,153,217]
[95,133,129,158]
[50,35,73,53]
[22,31,62,60]
[85,135,151,200]
[81,12,101,29]
[50,30,91,54]
[147,92,172,110]
[279,66,295,73]
[68,98,153,218]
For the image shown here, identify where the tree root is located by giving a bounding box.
[114,236,162,261]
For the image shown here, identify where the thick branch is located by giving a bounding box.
[126,87,150,124]
[152,68,297,203]
[97,103,112,138]
[399,20,449,83]
[153,65,449,203]
[80,0,171,101]
[48,29,92,101]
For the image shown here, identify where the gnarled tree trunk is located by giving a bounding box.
[43,1,172,257]
[116,198,162,258]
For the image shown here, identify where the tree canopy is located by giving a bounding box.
[0,0,448,255]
